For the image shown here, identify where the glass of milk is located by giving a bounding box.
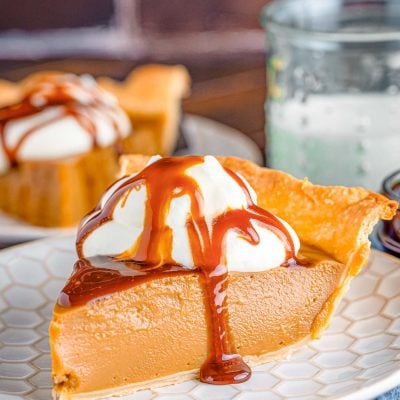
[261,0,400,190]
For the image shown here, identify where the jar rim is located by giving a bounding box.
[261,0,400,44]
[382,169,400,204]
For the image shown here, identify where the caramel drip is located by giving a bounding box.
[58,257,195,308]
[67,156,297,385]
[0,75,123,167]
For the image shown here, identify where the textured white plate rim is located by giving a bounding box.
[0,236,399,400]
[0,114,262,245]
[0,239,400,400]
[0,231,76,253]
[302,249,400,400]
[295,249,400,400]
[0,212,76,244]
[180,114,263,165]
[339,370,400,400]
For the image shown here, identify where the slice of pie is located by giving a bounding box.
[0,72,134,227]
[0,66,189,227]
[50,155,397,399]
[98,64,190,156]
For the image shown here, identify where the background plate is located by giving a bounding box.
[0,213,76,246]
[0,237,399,400]
[0,114,263,245]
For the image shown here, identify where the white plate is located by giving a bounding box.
[179,114,263,164]
[0,114,263,245]
[0,237,399,400]
[0,213,76,246]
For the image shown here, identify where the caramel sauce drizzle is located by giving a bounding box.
[0,74,122,168]
[63,156,297,385]
[58,257,196,309]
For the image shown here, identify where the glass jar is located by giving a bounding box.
[261,0,400,190]
[378,169,400,256]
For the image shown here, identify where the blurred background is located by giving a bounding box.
[0,5,399,400]
[0,6,399,399]
[0,0,270,152]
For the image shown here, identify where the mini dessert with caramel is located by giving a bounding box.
[50,155,397,399]
[0,65,189,227]
[0,72,134,227]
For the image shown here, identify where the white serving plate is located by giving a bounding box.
[0,236,399,400]
[0,114,263,245]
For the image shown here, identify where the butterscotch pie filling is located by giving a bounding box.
[50,155,397,399]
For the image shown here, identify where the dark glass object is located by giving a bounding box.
[379,170,400,257]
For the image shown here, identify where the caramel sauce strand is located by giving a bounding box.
[0,101,40,166]
[67,108,99,148]
[224,167,296,259]
[0,124,10,166]
[198,209,262,384]
[101,105,123,141]
[12,115,68,162]
[58,258,196,308]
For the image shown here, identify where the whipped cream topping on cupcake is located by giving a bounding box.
[0,73,131,174]
[78,155,300,272]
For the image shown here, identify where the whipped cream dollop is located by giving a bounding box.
[79,156,300,273]
[0,73,131,175]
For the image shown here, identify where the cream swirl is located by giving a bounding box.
[79,155,300,272]
[0,73,131,174]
